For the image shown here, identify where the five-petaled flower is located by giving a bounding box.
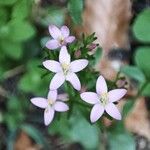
[43,46,88,91]
[30,90,69,126]
[80,75,127,123]
[46,25,75,50]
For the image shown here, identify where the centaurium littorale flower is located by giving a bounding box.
[30,90,69,126]
[46,25,75,50]
[43,46,88,91]
[80,75,127,123]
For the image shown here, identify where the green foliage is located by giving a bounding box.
[141,83,150,97]
[120,65,145,82]
[108,123,136,150]
[18,59,51,95]
[12,0,32,20]
[108,132,135,150]
[134,47,150,80]
[0,0,17,6]
[49,112,100,149]
[122,100,135,118]
[4,96,26,131]
[0,8,9,26]
[1,40,23,59]
[8,20,36,42]
[39,7,65,27]
[68,0,83,24]
[21,124,50,149]
[133,8,150,42]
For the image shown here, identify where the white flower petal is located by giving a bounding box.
[59,46,70,64]
[30,98,48,109]
[96,75,108,94]
[54,101,69,112]
[44,106,55,126]
[47,90,58,102]
[105,103,121,120]
[90,104,104,123]
[70,59,88,72]
[50,72,65,90]
[65,36,75,43]
[49,25,61,39]
[46,39,60,50]
[57,93,69,101]
[108,89,127,102]
[61,26,70,38]
[80,92,99,104]
[43,60,62,73]
[66,72,81,91]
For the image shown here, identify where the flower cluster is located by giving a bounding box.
[30,25,127,126]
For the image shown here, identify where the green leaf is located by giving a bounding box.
[120,65,145,82]
[122,100,134,118]
[68,0,83,24]
[133,8,150,42]
[18,59,51,95]
[69,116,100,149]
[134,47,150,80]
[21,124,50,149]
[49,112,100,150]
[8,20,36,42]
[141,83,150,97]
[1,40,23,59]
[108,132,136,150]
[0,8,9,26]
[12,0,32,20]
[39,7,65,27]
[0,0,17,6]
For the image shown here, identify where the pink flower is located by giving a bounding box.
[46,25,75,50]
[30,90,69,126]
[43,46,88,91]
[80,75,127,123]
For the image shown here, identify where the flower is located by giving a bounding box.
[43,46,88,91]
[80,75,127,123]
[46,25,75,50]
[30,90,69,126]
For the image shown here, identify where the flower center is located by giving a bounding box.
[100,93,108,106]
[59,36,64,45]
[61,63,70,75]
[48,99,54,106]
[45,99,54,113]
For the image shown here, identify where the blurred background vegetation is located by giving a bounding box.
[0,0,150,150]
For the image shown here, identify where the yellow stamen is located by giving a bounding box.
[100,93,108,106]
[61,63,70,75]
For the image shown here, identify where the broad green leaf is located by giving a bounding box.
[39,7,65,27]
[1,40,23,59]
[12,0,32,20]
[18,59,51,95]
[0,0,17,6]
[108,132,136,150]
[8,20,36,42]
[49,112,100,150]
[133,8,150,42]
[68,0,83,24]
[120,65,145,82]
[134,47,150,80]
[69,116,100,149]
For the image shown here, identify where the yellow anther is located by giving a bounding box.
[100,93,108,106]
